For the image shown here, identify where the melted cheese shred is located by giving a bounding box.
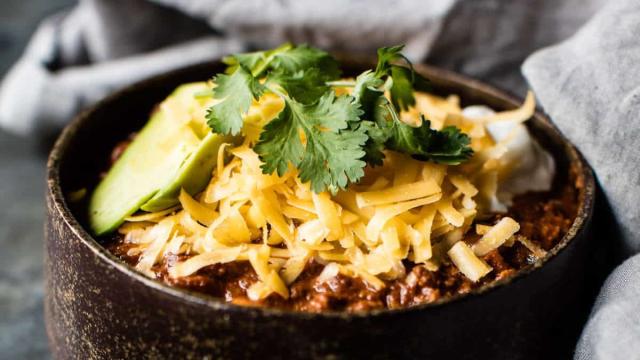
[120,89,541,300]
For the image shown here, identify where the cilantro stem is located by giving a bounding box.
[194,89,216,98]
[325,80,356,87]
[384,102,401,123]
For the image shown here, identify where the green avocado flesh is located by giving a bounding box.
[88,82,235,236]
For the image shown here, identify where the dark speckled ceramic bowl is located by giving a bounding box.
[45,59,595,360]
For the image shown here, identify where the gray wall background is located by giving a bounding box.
[0,1,74,359]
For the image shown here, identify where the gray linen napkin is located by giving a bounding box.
[523,1,640,358]
[0,0,244,136]
[1,0,637,358]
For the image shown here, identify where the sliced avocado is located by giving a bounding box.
[88,82,236,235]
[140,132,232,212]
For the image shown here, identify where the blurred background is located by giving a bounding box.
[0,1,73,359]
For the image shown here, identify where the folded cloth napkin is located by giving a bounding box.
[2,0,637,358]
[0,0,246,136]
[523,1,640,358]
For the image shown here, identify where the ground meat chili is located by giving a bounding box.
[103,135,579,312]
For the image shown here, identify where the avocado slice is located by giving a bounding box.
[140,132,231,212]
[88,83,235,235]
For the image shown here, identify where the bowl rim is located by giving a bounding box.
[46,60,596,319]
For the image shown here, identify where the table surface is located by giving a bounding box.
[0,1,74,359]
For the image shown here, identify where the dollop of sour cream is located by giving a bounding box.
[462,105,555,213]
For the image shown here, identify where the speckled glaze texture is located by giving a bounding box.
[45,59,595,360]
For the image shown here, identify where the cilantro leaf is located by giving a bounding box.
[424,125,475,164]
[378,102,473,165]
[352,70,385,117]
[206,66,265,136]
[359,119,390,166]
[223,43,293,76]
[267,68,330,104]
[389,65,416,111]
[252,101,305,176]
[298,124,368,193]
[254,92,366,193]
[224,43,340,81]
[373,45,429,111]
[348,74,389,166]
[374,45,408,77]
[270,45,341,81]
[223,52,264,74]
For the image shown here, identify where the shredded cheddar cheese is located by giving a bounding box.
[119,88,540,299]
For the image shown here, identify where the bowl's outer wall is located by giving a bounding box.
[45,61,595,360]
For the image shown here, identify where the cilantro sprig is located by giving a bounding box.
[205,43,473,193]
